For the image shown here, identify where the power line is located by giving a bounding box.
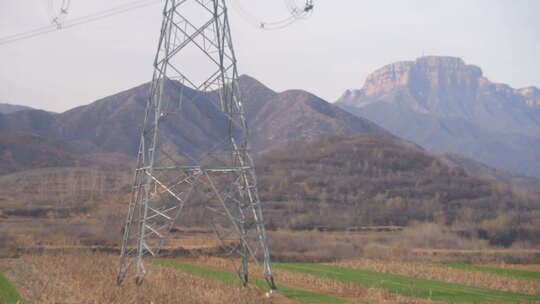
[230,0,314,31]
[0,0,162,46]
[47,0,71,28]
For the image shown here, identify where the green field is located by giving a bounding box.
[444,264,540,282]
[276,263,540,303]
[0,273,22,303]
[156,260,349,303]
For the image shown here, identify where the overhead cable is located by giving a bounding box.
[0,0,162,46]
[230,0,314,31]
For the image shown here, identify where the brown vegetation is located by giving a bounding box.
[0,252,270,304]
[267,225,540,265]
[178,256,435,304]
[0,132,84,175]
[334,259,540,296]
[0,167,130,207]
[255,136,540,247]
[1,135,539,276]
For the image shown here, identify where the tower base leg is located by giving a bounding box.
[265,289,284,298]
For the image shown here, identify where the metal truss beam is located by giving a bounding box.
[116,0,276,292]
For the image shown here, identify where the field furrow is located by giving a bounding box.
[335,259,540,295]
[156,260,350,303]
[276,263,540,303]
[443,264,540,282]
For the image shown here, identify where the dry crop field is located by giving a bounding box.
[0,252,272,304]
[2,250,540,304]
[2,224,540,303]
[2,215,540,304]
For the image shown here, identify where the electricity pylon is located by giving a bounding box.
[116,0,277,291]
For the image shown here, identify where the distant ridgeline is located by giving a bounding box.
[0,71,539,248]
[0,103,33,114]
[337,56,540,178]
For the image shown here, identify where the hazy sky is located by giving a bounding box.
[0,0,539,112]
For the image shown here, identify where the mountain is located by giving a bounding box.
[0,131,134,175]
[239,75,388,150]
[2,74,537,188]
[0,132,85,175]
[0,76,389,158]
[0,81,240,157]
[336,56,540,178]
[2,78,539,247]
[516,86,540,108]
[0,131,133,220]
[437,152,540,191]
[0,167,130,212]
[255,135,540,245]
[0,103,33,114]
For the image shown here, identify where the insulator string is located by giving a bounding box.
[230,0,314,31]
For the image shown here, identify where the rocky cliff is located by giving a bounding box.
[337,56,540,177]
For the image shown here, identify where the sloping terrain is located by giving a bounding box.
[0,75,536,191]
[3,133,538,247]
[254,135,540,245]
[438,152,540,191]
[0,131,132,226]
[336,56,540,178]
[0,81,231,157]
[1,75,539,250]
[0,131,134,175]
[0,103,32,114]
[0,167,130,206]
[0,76,388,157]
[248,88,387,151]
[238,75,388,150]
[0,132,86,175]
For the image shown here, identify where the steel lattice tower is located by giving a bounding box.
[117,0,277,291]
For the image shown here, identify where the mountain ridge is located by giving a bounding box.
[2,73,537,189]
[0,76,389,157]
[336,56,540,177]
[0,103,34,114]
[254,135,540,247]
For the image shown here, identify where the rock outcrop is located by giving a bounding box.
[337,56,540,177]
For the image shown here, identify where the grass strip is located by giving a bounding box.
[156,260,349,303]
[0,273,22,303]
[444,264,540,282]
[276,263,540,303]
